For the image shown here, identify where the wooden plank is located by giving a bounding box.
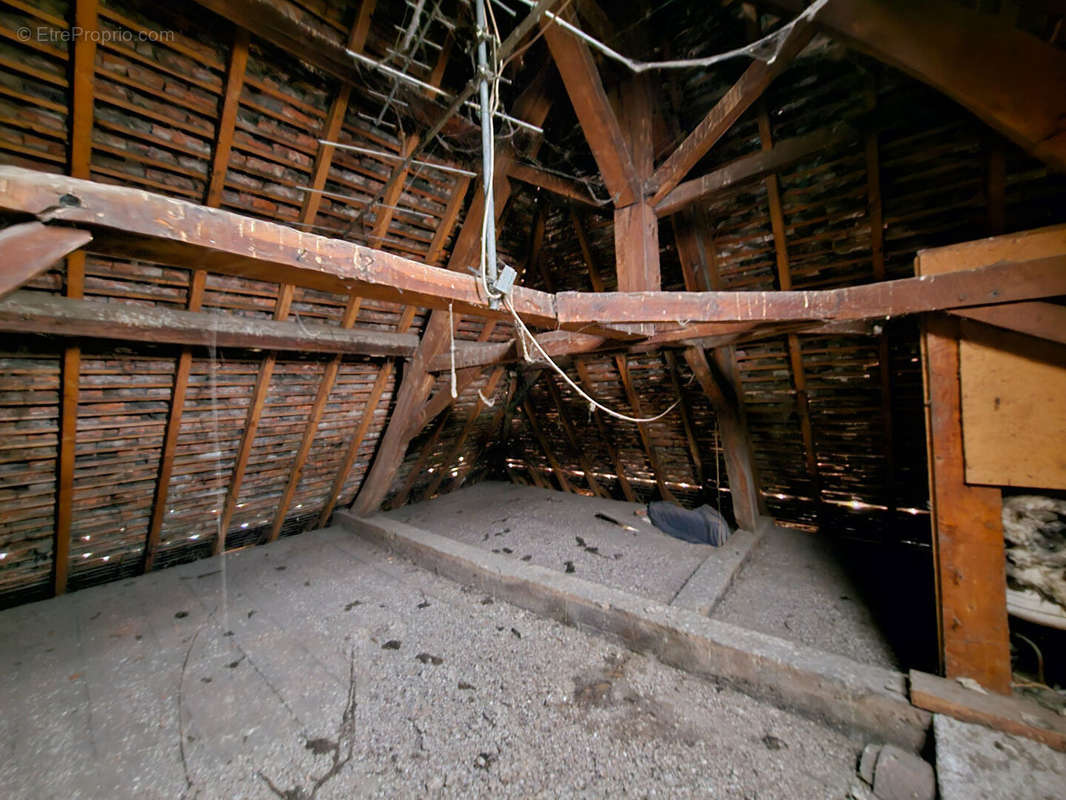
[909,669,1066,754]
[390,407,454,510]
[0,168,559,328]
[647,17,815,206]
[541,9,639,206]
[554,256,1066,325]
[950,302,1066,347]
[921,314,1011,693]
[204,28,249,207]
[214,285,294,554]
[69,0,97,180]
[683,346,762,531]
[613,354,678,504]
[958,323,1066,490]
[0,222,92,299]
[654,124,856,217]
[508,162,604,208]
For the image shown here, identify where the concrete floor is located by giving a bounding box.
[392,483,899,669]
[0,525,866,799]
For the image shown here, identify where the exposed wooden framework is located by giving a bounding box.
[575,358,637,502]
[521,396,576,494]
[0,222,92,300]
[543,376,608,498]
[54,0,98,596]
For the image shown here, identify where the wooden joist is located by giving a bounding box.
[647,16,815,206]
[507,162,605,209]
[204,27,249,207]
[0,291,418,356]
[949,302,1066,347]
[0,222,92,300]
[542,9,639,206]
[654,124,857,217]
[0,167,558,328]
[555,256,1066,325]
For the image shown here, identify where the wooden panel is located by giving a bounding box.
[959,324,1066,490]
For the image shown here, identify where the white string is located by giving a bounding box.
[448,302,457,399]
[514,0,828,73]
[478,388,496,407]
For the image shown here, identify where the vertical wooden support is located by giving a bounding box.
[614,75,660,292]
[864,74,897,523]
[613,354,678,504]
[54,0,97,595]
[921,314,1011,694]
[663,351,705,496]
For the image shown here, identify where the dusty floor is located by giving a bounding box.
[0,525,865,799]
[392,482,899,669]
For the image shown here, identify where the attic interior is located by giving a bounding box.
[2,0,1066,795]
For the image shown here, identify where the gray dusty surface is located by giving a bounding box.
[0,526,865,799]
[934,714,1066,800]
[385,482,718,605]
[713,525,900,669]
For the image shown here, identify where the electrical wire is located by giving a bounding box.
[512,0,828,72]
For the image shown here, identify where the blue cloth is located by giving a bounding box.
[646,502,732,546]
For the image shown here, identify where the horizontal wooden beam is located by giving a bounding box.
[949,301,1066,347]
[508,162,606,209]
[556,256,1066,325]
[0,167,558,328]
[0,291,419,357]
[654,124,857,217]
[0,221,92,299]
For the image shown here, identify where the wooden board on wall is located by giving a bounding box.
[960,325,1066,490]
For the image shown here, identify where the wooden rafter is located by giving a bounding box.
[541,9,640,206]
[613,353,678,503]
[0,222,92,300]
[949,302,1066,347]
[390,406,454,509]
[204,26,250,207]
[508,162,605,209]
[647,16,815,206]
[422,366,508,500]
[543,376,608,498]
[521,396,575,494]
[54,0,97,596]
[575,358,637,502]
[663,351,704,498]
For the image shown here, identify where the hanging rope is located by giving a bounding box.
[448,302,457,399]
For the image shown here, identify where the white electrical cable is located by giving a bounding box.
[513,0,828,72]
[449,302,458,399]
[474,0,679,427]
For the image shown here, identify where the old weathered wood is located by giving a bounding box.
[613,354,678,503]
[214,286,294,554]
[950,302,1066,347]
[544,376,608,498]
[554,256,1066,325]
[909,669,1066,753]
[422,366,508,500]
[391,408,454,510]
[0,222,92,299]
[958,322,1066,491]
[614,75,660,290]
[204,27,250,207]
[575,358,637,502]
[921,314,1011,694]
[663,351,704,497]
[0,168,558,328]
[647,17,814,206]
[0,291,417,356]
[683,347,763,531]
[788,0,1066,173]
[542,9,639,206]
[508,162,604,208]
[521,396,576,494]
[54,0,97,596]
[654,124,857,217]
